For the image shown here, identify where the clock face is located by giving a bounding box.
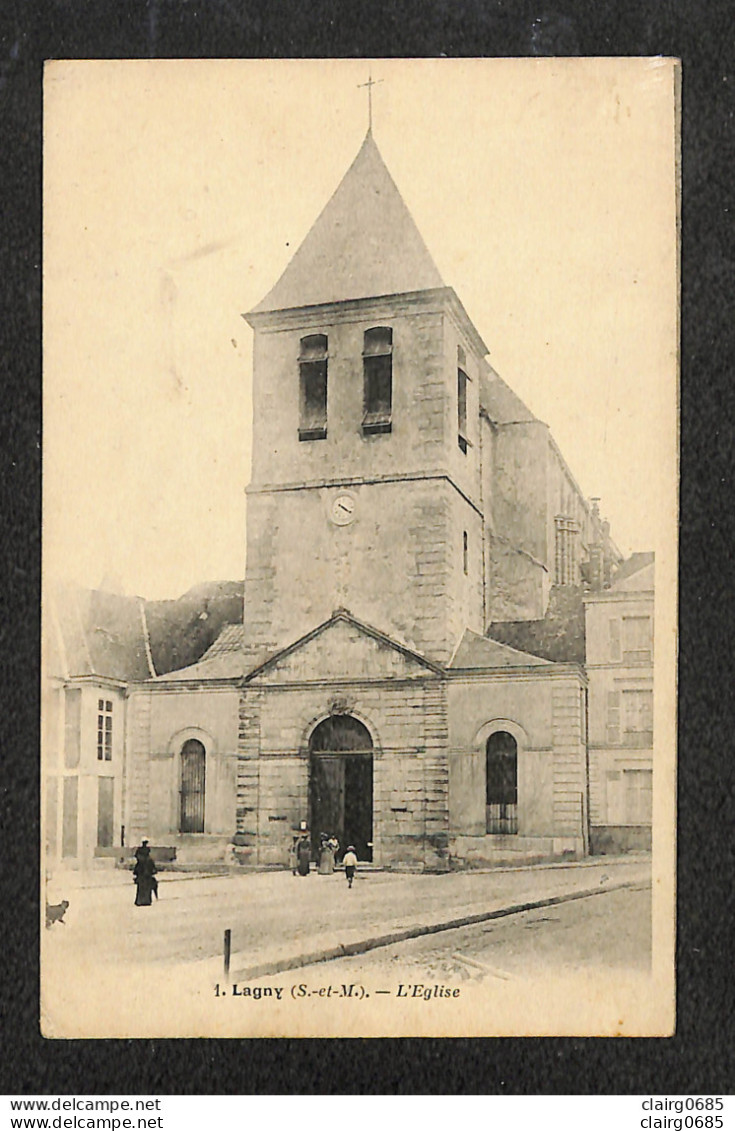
[330,493,357,526]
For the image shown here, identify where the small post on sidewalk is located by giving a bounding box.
[223,928,231,980]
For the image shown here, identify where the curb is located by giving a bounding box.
[227,877,651,982]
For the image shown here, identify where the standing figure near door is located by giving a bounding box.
[318,832,338,874]
[296,835,311,876]
[133,839,158,906]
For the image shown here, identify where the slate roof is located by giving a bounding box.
[52,585,153,681]
[145,581,244,675]
[149,622,247,682]
[486,585,586,664]
[49,580,245,682]
[610,551,655,587]
[480,364,538,425]
[250,130,445,313]
[449,628,552,669]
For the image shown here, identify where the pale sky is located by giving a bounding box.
[44,58,678,600]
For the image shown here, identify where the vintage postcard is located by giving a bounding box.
[42,57,678,1038]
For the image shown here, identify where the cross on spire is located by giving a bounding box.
[358,70,383,133]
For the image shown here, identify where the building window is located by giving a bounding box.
[624,769,653,824]
[486,731,518,834]
[622,616,652,663]
[180,739,206,834]
[299,334,328,440]
[97,698,113,761]
[457,355,469,453]
[463,530,468,575]
[554,515,579,585]
[622,689,653,746]
[362,327,392,434]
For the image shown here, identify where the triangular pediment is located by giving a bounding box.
[249,131,444,313]
[244,610,442,684]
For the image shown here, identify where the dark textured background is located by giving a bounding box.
[1,0,732,1095]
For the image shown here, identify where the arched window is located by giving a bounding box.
[363,327,392,435]
[299,334,328,441]
[486,731,518,834]
[180,738,206,833]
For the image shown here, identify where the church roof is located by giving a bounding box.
[487,585,587,664]
[145,581,244,675]
[50,585,154,682]
[449,628,553,670]
[148,623,246,682]
[480,364,538,425]
[250,131,445,313]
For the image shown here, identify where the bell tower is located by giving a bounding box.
[242,132,487,665]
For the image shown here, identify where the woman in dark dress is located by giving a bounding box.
[133,840,158,905]
[296,835,311,877]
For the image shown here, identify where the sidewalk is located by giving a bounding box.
[43,856,650,976]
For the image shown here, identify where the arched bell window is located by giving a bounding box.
[299,334,328,441]
[362,327,392,435]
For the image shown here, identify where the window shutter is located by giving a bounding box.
[606,689,620,745]
[609,618,621,661]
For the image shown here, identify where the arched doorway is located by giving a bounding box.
[309,715,373,861]
[486,731,518,834]
[180,739,206,833]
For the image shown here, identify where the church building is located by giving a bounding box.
[46,127,650,872]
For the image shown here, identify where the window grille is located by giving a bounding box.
[486,731,518,834]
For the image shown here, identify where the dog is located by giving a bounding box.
[45,899,69,928]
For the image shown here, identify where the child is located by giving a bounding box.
[343,845,358,889]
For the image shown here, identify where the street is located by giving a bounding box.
[41,857,654,1037]
[305,885,651,983]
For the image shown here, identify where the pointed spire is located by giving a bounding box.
[250,132,444,314]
